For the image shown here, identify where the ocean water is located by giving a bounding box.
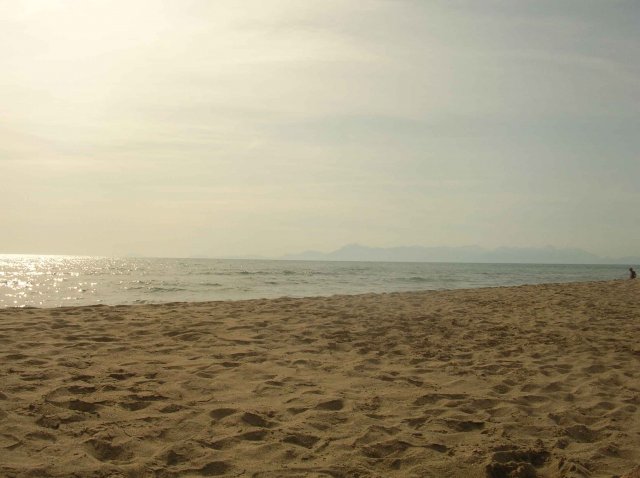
[0,255,629,308]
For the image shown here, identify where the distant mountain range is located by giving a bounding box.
[279,244,640,265]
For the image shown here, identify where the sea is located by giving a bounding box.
[0,255,629,308]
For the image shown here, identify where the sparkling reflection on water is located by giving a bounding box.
[0,254,628,308]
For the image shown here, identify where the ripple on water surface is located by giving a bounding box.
[0,254,626,308]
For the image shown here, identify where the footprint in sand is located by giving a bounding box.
[199,461,232,476]
[209,408,237,420]
[242,412,275,428]
[491,383,512,395]
[85,437,134,463]
[314,399,344,411]
[563,424,602,443]
[361,439,411,459]
[282,433,320,449]
[442,418,485,432]
[485,448,550,478]
[238,430,269,441]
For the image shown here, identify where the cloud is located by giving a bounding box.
[1,0,639,257]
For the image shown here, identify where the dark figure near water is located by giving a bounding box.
[630,267,636,279]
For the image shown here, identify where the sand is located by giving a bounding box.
[1,280,639,478]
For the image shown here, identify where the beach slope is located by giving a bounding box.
[1,280,639,477]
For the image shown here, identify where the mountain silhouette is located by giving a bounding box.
[280,244,639,264]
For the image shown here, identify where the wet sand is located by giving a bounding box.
[1,280,639,477]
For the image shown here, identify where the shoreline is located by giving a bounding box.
[1,278,627,312]
[1,280,639,477]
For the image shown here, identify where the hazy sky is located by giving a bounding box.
[2,0,639,258]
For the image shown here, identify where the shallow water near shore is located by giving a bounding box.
[0,254,629,308]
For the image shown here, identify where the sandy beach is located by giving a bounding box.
[1,280,639,477]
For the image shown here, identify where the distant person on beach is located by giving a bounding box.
[630,268,636,279]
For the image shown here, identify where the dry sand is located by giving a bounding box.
[1,280,639,478]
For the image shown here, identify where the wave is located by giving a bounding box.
[148,287,189,293]
[0,256,626,308]
[404,276,431,283]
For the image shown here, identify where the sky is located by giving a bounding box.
[1,0,639,258]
